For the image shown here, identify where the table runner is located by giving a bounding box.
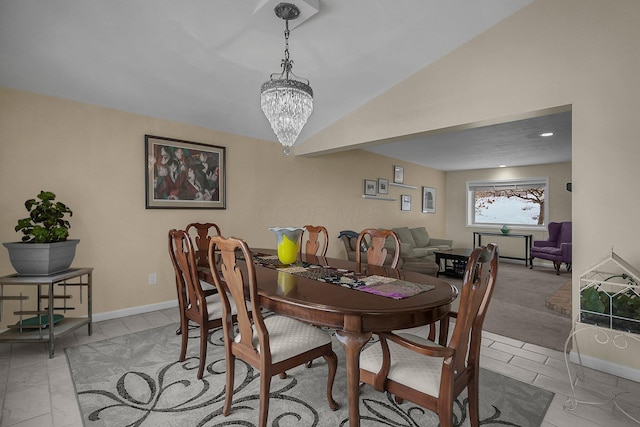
[252,254,434,299]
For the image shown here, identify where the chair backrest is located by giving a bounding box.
[186,222,222,267]
[299,225,329,257]
[168,229,210,323]
[448,243,499,375]
[546,222,562,245]
[355,228,401,268]
[208,235,268,360]
[558,221,572,245]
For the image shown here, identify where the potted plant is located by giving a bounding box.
[3,191,79,275]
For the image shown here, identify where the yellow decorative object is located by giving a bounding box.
[269,227,304,265]
[277,271,298,295]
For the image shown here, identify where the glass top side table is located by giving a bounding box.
[0,268,93,358]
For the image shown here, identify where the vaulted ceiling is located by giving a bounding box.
[0,1,571,170]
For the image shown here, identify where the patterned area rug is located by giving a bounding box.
[66,324,554,427]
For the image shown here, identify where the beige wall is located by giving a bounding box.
[3,0,639,376]
[445,162,572,260]
[0,86,447,328]
[300,0,640,373]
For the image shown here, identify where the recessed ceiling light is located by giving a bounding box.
[540,132,554,137]
[499,164,507,168]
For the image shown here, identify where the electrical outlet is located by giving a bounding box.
[148,273,157,285]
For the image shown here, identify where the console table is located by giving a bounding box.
[0,268,93,357]
[473,232,532,266]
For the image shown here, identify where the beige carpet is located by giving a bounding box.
[442,261,572,352]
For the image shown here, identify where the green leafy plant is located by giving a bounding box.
[580,286,606,313]
[580,274,640,334]
[15,191,73,243]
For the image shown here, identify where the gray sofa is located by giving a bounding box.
[389,226,453,258]
[339,227,452,276]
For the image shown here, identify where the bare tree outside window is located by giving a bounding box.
[468,179,548,227]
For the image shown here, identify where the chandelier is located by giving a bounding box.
[260,3,313,155]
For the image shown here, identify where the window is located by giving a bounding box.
[467,178,548,228]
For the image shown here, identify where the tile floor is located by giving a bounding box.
[0,308,638,427]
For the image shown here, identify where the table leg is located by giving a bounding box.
[335,330,372,427]
[87,272,93,336]
[48,283,54,358]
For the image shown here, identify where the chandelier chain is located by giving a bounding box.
[281,17,292,78]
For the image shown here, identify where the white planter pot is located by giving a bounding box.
[2,239,80,275]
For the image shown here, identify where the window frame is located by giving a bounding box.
[466,177,549,230]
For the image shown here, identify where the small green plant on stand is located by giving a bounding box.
[15,191,73,243]
[580,274,640,334]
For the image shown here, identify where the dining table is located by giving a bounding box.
[200,250,458,427]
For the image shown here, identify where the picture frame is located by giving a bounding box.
[377,178,389,194]
[145,135,226,209]
[422,186,436,213]
[393,165,404,184]
[401,194,412,211]
[364,179,378,196]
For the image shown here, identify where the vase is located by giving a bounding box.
[269,227,304,265]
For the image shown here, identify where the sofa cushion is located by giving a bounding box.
[410,227,430,248]
[399,242,414,257]
[412,247,433,258]
[392,227,415,249]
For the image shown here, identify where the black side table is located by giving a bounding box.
[434,249,473,278]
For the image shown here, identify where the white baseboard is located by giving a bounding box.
[569,350,640,382]
[92,300,178,323]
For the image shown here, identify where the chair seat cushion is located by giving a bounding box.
[531,247,562,256]
[360,333,444,397]
[239,315,331,363]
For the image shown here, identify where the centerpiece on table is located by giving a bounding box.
[269,227,304,265]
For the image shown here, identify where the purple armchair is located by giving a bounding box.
[530,221,572,274]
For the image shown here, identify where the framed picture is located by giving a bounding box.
[422,186,436,213]
[378,178,389,194]
[364,179,377,196]
[393,165,404,184]
[401,194,412,211]
[145,135,226,209]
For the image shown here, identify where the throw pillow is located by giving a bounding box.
[410,227,430,247]
[392,227,416,249]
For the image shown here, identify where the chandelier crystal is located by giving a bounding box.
[260,3,313,155]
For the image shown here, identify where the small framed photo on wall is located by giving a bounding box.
[422,186,436,213]
[364,179,378,196]
[378,178,389,194]
[401,194,412,211]
[393,165,404,184]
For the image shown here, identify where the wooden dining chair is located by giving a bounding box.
[168,229,236,379]
[359,244,499,427]
[355,228,401,269]
[299,225,329,257]
[185,222,222,267]
[207,235,339,427]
